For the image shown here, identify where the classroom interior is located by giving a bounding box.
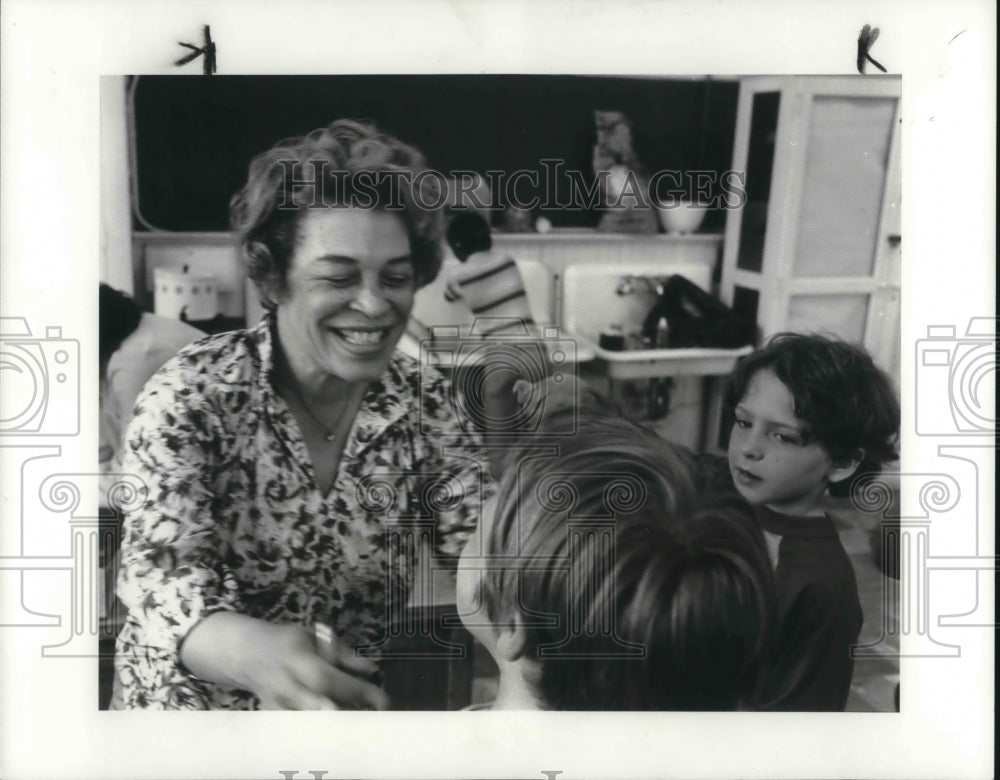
[97,74,903,711]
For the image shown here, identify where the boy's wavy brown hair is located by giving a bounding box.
[724,332,901,494]
[477,411,776,710]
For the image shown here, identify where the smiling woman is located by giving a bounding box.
[275,210,415,388]
[111,120,494,710]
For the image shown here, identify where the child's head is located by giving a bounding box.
[724,333,900,514]
[457,412,775,710]
[445,210,492,262]
[99,283,143,377]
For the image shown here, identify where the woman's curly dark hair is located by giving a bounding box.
[229,119,444,308]
[724,332,900,494]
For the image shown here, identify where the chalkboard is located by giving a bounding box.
[131,75,738,231]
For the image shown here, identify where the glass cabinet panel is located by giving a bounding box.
[736,91,781,273]
[792,96,897,278]
[786,294,870,343]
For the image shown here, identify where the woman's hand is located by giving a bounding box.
[249,623,388,711]
[180,613,389,710]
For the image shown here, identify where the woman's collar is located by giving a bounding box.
[254,308,417,450]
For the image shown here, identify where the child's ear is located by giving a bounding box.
[494,612,529,663]
[828,448,865,486]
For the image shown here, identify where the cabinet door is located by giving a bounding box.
[721,76,901,387]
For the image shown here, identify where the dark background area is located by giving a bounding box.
[132,75,739,232]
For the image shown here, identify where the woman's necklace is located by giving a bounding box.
[281,376,359,443]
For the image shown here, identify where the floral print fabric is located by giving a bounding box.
[113,314,493,709]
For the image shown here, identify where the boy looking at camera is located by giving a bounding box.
[723,332,900,710]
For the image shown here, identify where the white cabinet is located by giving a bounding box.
[720,76,902,387]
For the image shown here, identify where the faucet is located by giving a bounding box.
[615,275,669,297]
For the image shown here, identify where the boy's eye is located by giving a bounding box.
[734,418,751,430]
[773,432,800,445]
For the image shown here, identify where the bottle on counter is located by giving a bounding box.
[654,316,670,349]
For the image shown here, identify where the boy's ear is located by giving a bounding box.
[494,612,529,663]
[828,448,865,486]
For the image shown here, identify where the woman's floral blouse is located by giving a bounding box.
[113,314,493,709]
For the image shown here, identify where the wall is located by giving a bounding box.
[100,77,133,293]
[129,75,739,232]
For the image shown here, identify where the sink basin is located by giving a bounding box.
[560,258,752,379]
[582,342,752,379]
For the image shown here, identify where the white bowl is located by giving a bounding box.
[655,200,709,235]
